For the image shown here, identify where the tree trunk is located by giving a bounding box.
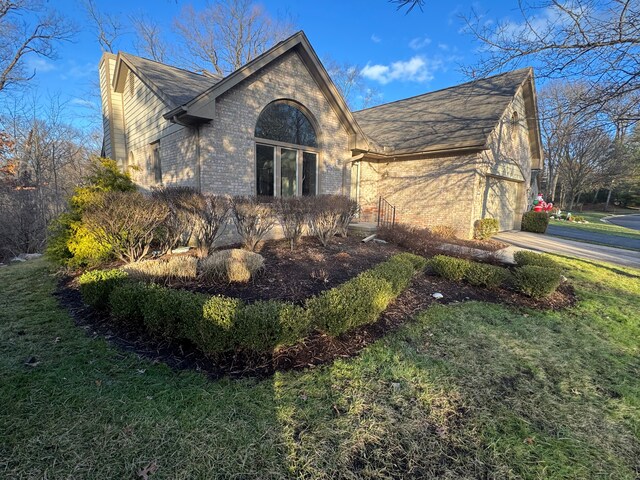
[605,187,613,212]
[592,189,599,203]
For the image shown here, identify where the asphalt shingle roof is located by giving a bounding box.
[353,68,532,155]
[121,53,223,108]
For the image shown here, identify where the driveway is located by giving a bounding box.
[495,231,640,269]
[546,224,640,250]
[606,214,640,231]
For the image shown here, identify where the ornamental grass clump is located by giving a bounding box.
[122,256,198,282]
[198,249,265,283]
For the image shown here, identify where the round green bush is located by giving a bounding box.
[187,295,243,356]
[464,262,509,288]
[513,251,560,270]
[521,211,549,233]
[429,255,471,281]
[78,269,129,310]
[512,265,562,298]
[473,218,499,240]
[109,282,149,327]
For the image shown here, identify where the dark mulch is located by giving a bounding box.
[184,236,402,304]
[55,269,576,381]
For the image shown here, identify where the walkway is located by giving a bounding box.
[494,231,640,269]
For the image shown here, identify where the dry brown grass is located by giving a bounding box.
[121,255,198,282]
[198,249,265,283]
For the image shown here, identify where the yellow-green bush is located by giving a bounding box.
[474,218,500,240]
[185,296,243,356]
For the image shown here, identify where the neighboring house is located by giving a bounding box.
[99,31,542,238]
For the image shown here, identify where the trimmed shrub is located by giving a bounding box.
[78,269,129,310]
[429,255,471,281]
[231,196,276,251]
[513,250,560,270]
[199,249,264,283]
[192,194,231,254]
[474,218,500,240]
[391,252,428,271]
[234,301,310,352]
[186,295,243,356]
[464,262,509,288]
[368,255,417,295]
[151,186,200,254]
[122,256,198,282]
[109,282,149,326]
[521,211,549,233]
[141,286,207,340]
[307,274,394,337]
[512,265,562,298]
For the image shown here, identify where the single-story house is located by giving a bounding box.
[99,31,542,238]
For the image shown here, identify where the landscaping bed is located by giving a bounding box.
[56,256,575,379]
[189,236,401,303]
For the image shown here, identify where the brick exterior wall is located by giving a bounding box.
[198,50,351,196]
[357,154,481,238]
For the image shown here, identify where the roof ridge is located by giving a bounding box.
[354,67,532,114]
[120,51,224,80]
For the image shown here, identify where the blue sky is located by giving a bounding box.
[16,0,527,130]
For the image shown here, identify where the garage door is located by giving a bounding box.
[482,177,521,231]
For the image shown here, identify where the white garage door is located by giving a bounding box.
[482,177,522,231]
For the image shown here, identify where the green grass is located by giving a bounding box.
[1,258,639,479]
[550,211,640,240]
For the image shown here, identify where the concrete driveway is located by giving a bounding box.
[546,224,640,250]
[606,214,640,231]
[495,231,640,269]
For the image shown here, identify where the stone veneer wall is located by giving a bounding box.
[357,154,481,238]
[198,50,352,196]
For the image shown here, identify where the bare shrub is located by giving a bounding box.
[231,196,276,251]
[151,186,199,254]
[122,256,198,282]
[199,249,265,283]
[336,196,359,237]
[276,197,307,250]
[83,191,169,263]
[192,194,231,254]
[430,224,457,239]
[306,195,343,246]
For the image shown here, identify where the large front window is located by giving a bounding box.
[255,101,318,197]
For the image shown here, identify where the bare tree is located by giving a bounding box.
[389,0,425,12]
[173,0,294,75]
[461,0,640,110]
[82,0,126,53]
[130,13,171,63]
[0,0,75,93]
[324,57,382,110]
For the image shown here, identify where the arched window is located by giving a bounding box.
[255,101,319,197]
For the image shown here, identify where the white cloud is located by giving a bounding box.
[408,36,431,50]
[437,43,450,51]
[371,34,382,43]
[361,56,443,85]
[60,61,96,80]
[25,56,56,73]
[70,97,96,108]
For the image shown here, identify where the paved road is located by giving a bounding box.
[606,214,640,231]
[546,224,640,250]
[495,231,640,269]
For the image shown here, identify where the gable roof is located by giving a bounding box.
[164,31,369,148]
[113,53,223,109]
[353,68,536,156]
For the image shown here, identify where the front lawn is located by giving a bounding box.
[550,211,640,240]
[1,257,638,478]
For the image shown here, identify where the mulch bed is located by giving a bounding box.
[55,267,576,380]
[180,236,402,304]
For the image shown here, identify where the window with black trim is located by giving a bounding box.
[255,101,318,197]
